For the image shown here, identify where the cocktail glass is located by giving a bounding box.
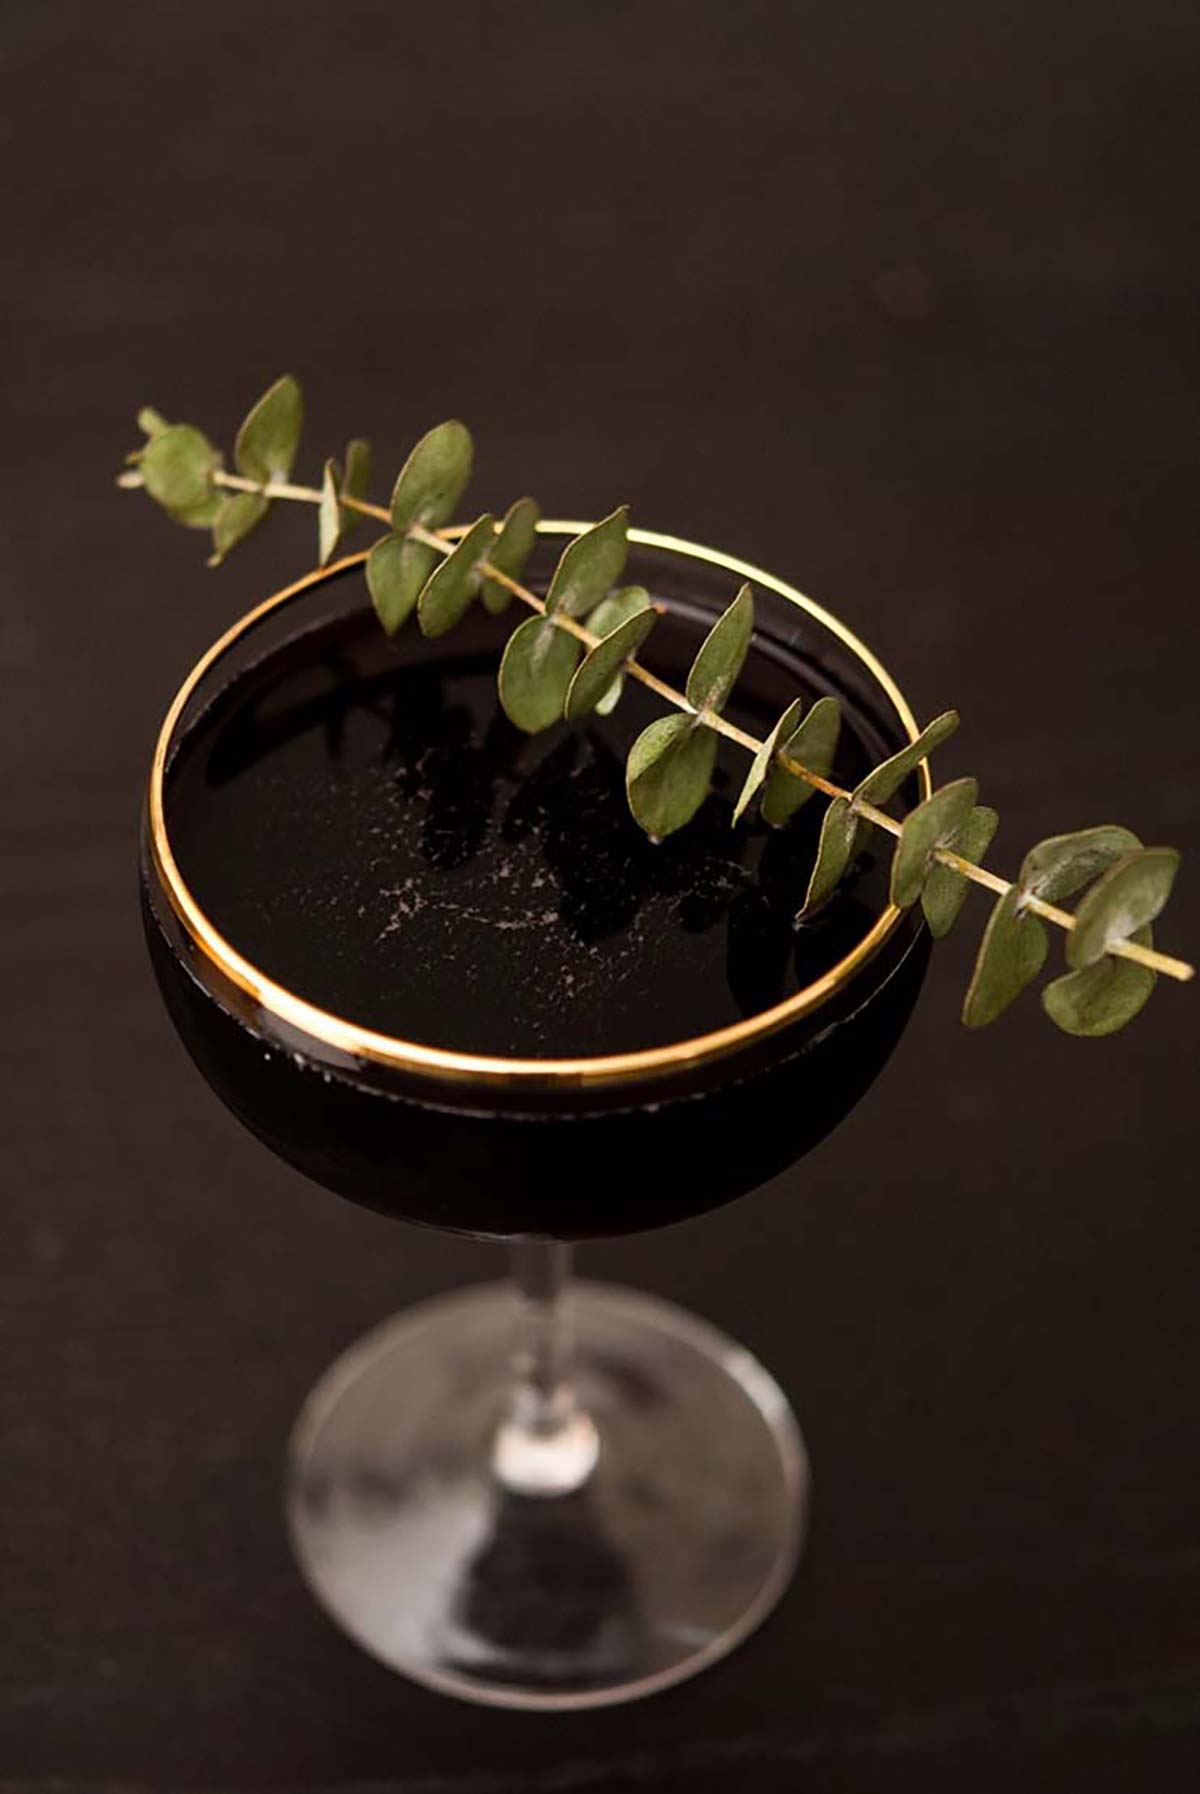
[140,526,929,1708]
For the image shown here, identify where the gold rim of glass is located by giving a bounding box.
[147,523,929,1090]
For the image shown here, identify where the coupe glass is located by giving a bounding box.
[140,525,929,1708]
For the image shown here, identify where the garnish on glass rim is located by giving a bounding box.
[118,375,1192,1037]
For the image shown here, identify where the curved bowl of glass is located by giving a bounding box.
[142,525,930,1240]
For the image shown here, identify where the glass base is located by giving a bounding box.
[286,1280,808,1709]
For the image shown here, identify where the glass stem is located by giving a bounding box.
[492,1240,599,1498]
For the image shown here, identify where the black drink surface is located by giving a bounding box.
[164,601,895,1060]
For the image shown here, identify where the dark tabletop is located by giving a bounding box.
[3,2,1198,1788]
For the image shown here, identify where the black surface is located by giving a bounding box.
[3,2,1198,1787]
[159,585,894,1059]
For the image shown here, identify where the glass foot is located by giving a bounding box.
[286,1280,808,1709]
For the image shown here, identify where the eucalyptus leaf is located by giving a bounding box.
[208,490,269,566]
[417,514,495,638]
[545,507,629,618]
[340,437,372,538]
[686,584,754,714]
[1019,825,1144,906]
[178,489,224,530]
[564,602,656,721]
[498,615,581,732]
[890,778,979,909]
[318,458,342,565]
[577,585,653,716]
[482,497,540,614]
[1067,847,1180,970]
[1043,926,1156,1036]
[389,419,474,535]
[798,797,859,919]
[587,585,652,639]
[367,532,436,635]
[921,803,999,938]
[139,423,223,528]
[962,886,1049,1028]
[234,374,302,484]
[626,713,717,840]
[734,699,804,825]
[761,696,842,827]
[854,710,959,809]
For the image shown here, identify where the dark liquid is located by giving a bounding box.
[144,588,927,1238]
[164,603,892,1058]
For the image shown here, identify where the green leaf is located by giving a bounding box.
[890,777,979,909]
[208,491,269,566]
[389,419,473,535]
[417,514,495,638]
[1043,926,1156,1037]
[586,585,651,639]
[545,507,629,618]
[319,440,373,562]
[962,886,1049,1027]
[854,710,959,808]
[137,406,169,437]
[367,532,436,635]
[798,797,860,918]
[570,586,653,717]
[685,583,754,714]
[626,713,718,840]
[481,497,540,614]
[1067,847,1180,970]
[340,438,372,539]
[139,423,223,528]
[761,696,842,827]
[921,803,999,939]
[318,458,342,565]
[734,699,804,825]
[234,374,303,483]
[1019,825,1143,906]
[564,599,656,721]
[816,711,959,916]
[498,614,581,732]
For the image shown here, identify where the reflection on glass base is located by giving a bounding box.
[286,1281,808,1709]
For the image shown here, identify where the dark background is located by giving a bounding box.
[3,2,1198,1788]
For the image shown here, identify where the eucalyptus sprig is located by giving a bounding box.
[119,376,1193,1037]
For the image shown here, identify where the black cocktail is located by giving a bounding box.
[141,526,929,1705]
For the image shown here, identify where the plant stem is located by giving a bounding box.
[212,471,1193,985]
